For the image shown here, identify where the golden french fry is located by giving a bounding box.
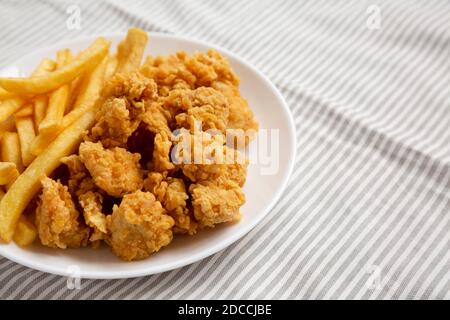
[105,54,118,79]
[29,130,59,157]
[0,162,19,185]
[116,28,148,74]
[0,110,95,242]
[1,131,23,173]
[14,103,33,117]
[0,116,16,134]
[31,59,57,77]
[33,95,47,129]
[15,115,36,166]
[1,181,37,247]
[38,50,72,135]
[66,76,82,113]
[0,87,15,100]
[0,97,26,123]
[13,216,37,247]
[0,38,110,94]
[30,56,108,156]
[0,59,55,123]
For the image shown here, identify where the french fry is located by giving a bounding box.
[0,110,95,242]
[105,54,118,79]
[0,116,16,139]
[116,28,148,74]
[0,38,110,94]
[0,168,37,247]
[30,56,108,156]
[32,59,57,77]
[0,59,55,123]
[38,50,72,135]
[0,97,26,123]
[66,76,83,113]
[33,95,47,129]
[1,132,23,173]
[0,162,19,185]
[15,115,36,166]
[0,87,15,100]
[14,103,33,117]
[13,216,37,247]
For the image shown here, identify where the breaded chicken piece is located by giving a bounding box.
[90,72,158,147]
[152,131,175,172]
[61,155,93,196]
[141,50,239,91]
[106,190,174,261]
[189,179,245,228]
[102,72,158,105]
[164,87,229,133]
[90,97,140,147]
[79,141,144,197]
[144,172,197,235]
[173,128,248,186]
[35,177,89,249]
[212,81,258,134]
[79,191,107,242]
[141,100,172,135]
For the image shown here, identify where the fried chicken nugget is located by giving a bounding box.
[144,172,197,235]
[189,179,245,228]
[106,190,174,261]
[152,131,175,172]
[141,49,239,95]
[79,191,107,242]
[164,87,229,133]
[141,100,172,135]
[35,177,89,249]
[61,154,90,195]
[173,128,248,186]
[212,81,258,134]
[79,141,144,197]
[90,72,158,147]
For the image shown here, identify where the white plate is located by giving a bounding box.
[0,32,296,279]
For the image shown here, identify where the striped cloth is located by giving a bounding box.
[0,0,449,299]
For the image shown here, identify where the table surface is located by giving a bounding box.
[0,0,448,299]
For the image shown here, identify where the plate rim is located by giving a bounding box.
[0,32,297,279]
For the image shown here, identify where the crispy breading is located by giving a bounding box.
[189,179,245,228]
[90,72,158,147]
[212,81,258,133]
[61,154,90,195]
[163,87,229,133]
[106,190,174,261]
[35,177,89,249]
[79,141,144,197]
[79,190,107,242]
[140,49,239,92]
[144,172,197,235]
[152,131,175,172]
[141,100,172,135]
[173,128,248,186]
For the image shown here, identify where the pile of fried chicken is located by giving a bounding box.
[34,49,258,261]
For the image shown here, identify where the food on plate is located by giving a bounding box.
[15,114,36,166]
[0,111,94,242]
[107,190,174,261]
[0,28,258,261]
[79,141,144,197]
[0,38,109,94]
[0,162,19,185]
[13,216,37,247]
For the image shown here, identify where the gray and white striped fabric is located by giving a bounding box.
[0,0,449,299]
